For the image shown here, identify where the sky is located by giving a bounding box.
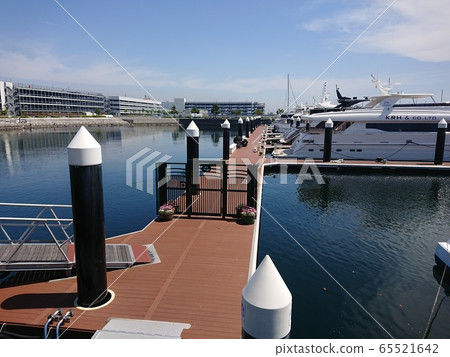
[1,0,450,113]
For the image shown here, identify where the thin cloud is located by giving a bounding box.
[300,0,450,62]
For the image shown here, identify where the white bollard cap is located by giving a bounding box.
[242,255,292,338]
[246,117,250,121]
[68,126,102,166]
[438,118,448,129]
[325,118,334,128]
[221,119,230,129]
[186,120,200,137]
[238,117,243,124]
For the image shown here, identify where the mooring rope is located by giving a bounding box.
[423,255,449,339]
[257,198,395,339]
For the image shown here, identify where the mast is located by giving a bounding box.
[287,74,290,111]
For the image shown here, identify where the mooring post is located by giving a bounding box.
[434,119,447,165]
[156,162,168,210]
[246,164,258,208]
[68,126,108,308]
[323,118,333,162]
[245,117,250,138]
[251,116,255,132]
[186,121,200,205]
[234,117,243,148]
[221,119,230,160]
[238,117,243,138]
[242,255,292,339]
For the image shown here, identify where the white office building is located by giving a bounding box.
[0,81,14,116]
[162,98,265,116]
[161,97,186,113]
[12,83,105,116]
[185,101,265,116]
[108,96,162,116]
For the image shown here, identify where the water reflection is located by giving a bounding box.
[296,174,450,220]
[259,172,450,338]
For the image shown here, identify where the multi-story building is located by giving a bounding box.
[12,83,106,116]
[162,99,265,116]
[107,96,161,116]
[185,101,265,116]
[1,80,264,118]
[0,81,14,116]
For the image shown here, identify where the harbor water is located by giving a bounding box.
[1,125,450,339]
[258,172,450,339]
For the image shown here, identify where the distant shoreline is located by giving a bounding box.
[0,116,180,131]
[0,116,272,131]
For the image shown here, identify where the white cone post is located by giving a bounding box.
[242,255,292,338]
[68,126,108,307]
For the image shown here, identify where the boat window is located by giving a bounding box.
[366,123,447,132]
[350,149,355,152]
[336,149,342,152]
[308,149,314,152]
[357,149,362,152]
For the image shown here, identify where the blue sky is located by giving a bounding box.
[1,0,450,113]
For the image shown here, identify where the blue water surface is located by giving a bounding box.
[258,173,450,339]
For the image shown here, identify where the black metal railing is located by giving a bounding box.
[156,161,258,218]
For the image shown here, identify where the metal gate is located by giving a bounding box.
[156,161,257,218]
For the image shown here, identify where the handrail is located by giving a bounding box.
[0,203,74,266]
[0,217,73,222]
[0,203,72,208]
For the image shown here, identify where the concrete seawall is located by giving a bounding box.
[0,116,179,131]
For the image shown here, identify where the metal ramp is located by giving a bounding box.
[0,243,160,272]
[0,202,160,272]
[0,243,72,271]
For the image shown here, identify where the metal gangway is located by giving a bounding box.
[0,203,74,271]
[0,202,159,272]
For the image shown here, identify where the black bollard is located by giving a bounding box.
[434,119,447,165]
[323,118,333,162]
[221,119,230,160]
[245,117,250,138]
[68,126,108,308]
[238,117,243,138]
[186,121,200,195]
[251,117,255,132]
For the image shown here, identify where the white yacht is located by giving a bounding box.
[281,81,450,161]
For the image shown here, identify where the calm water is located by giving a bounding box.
[0,126,223,237]
[258,173,450,339]
[1,126,450,339]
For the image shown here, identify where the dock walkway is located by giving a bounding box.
[0,125,265,339]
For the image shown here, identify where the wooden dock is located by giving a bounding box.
[0,126,265,339]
